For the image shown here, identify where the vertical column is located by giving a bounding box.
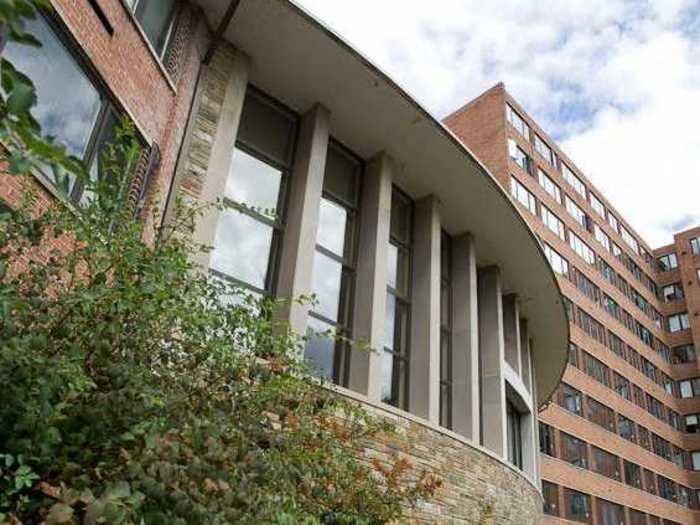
[478,265,506,457]
[451,233,480,440]
[408,196,441,423]
[519,319,531,392]
[190,48,250,269]
[502,294,521,374]
[275,104,331,334]
[348,153,394,401]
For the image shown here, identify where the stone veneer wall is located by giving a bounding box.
[346,390,542,524]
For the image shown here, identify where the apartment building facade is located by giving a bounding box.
[0,1,573,523]
[446,84,700,525]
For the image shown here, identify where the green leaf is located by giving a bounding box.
[46,503,74,525]
[6,78,35,115]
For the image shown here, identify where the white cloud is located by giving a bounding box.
[295,0,700,246]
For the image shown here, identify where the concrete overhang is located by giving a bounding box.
[191,0,569,406]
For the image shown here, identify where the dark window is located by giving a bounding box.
[539,422,555,456]
[5,14,121,202]
[672,344,696,364]
[305,141,362,384]
[210,89,298,297]
[597,498,624,525]
[608,332,626,358]
[592,446,620,481]
[633,384,646,409]
[587,397,615,432]
[568,342,580,368]
[643,469,657,495]
[583,352,610,387]
[686,414,700,433]
[557,383,582,416]
[645,394,665,421]
[624,460,642,489]
[561,432,588,468]
[126,0,178,57]
[678,485,690,508]
[614,372,630,401]
[638,426,651,451]
[506,400,522,470]
[658,476,676,502]
[662,283,685,302]
[648,517,661,525]
[671,446,685,469]
[577,309,606,345]
[652,433,671,461]
[542,481,559,516]
[439,232,453,429]
[617,414,636,443]
[629,509,647,525]
[574,268,600,304]
[383,189,413,408]
[563,488,591,523]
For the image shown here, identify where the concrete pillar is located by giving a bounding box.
[502,294,521,374]
[275,104,331,334]
[451,233,480,440]
[409,196,441,423]
[478,265,506,457]
[190,49,250,269]
[519,319,531,392]
[348,153,394,400]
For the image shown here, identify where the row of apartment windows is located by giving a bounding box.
[554,383,692,471]
[512,167,661,315]
[567,343,679,427]
[506,104,657,274]
[542,479,686,524]
[540,422,696,512]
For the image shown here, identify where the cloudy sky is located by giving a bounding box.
[296,0,700,248]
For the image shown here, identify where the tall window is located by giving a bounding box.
[593,224,610,251]
[506,399,523,470]
[590,193,605,217]
[539,422,555,456]
[125,0,178,57]
[508,139,531,173]
[691,237,700,255]
[657,476,676,502]
[542,481,559,517]
[565,195,587,227]
[5,14,121,202]
[383,189,413,408]
[506,104,529,137]
[583,353,609,387]
[538,169,561,203]
[587,397,615,432]
[592,447,620,481]
[561,432,587,468]
[510,177,537,214]
[569,233,596,265]
[564,488,591,523]
[558,384,582,416]
[623,460,642,489]
[607,212,619,232]
[614,373,630,401]
[629,510,647,525]
[543,244,569,276]
[305,141,362,383]
[540,205,566,240]
[561,163,586,197]
[619,225,639,254]
[597,499,624,525]
[439,232,453,428]
[617,415,635,442]
[534,134,553,164]
[210,89,298,296]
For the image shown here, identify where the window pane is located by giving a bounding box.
[384,293,396,350]
[210,209,273,290]
[225,148,283,213]
[134,0,177,55]
[381,350,394,403]
[311,251,343,322]
[316,198,348,256]
[323,144,360,205]
[6,16,102,163]
[304,316,336,380]
[390,192,412,244]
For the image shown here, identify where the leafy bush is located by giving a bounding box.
[0,5,440,524]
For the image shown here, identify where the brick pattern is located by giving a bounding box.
[444,83,700,524]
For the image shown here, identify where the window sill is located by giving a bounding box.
[117,0,178,94]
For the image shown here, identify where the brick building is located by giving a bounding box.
[446,83,700,524]
[0,1,574,523]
